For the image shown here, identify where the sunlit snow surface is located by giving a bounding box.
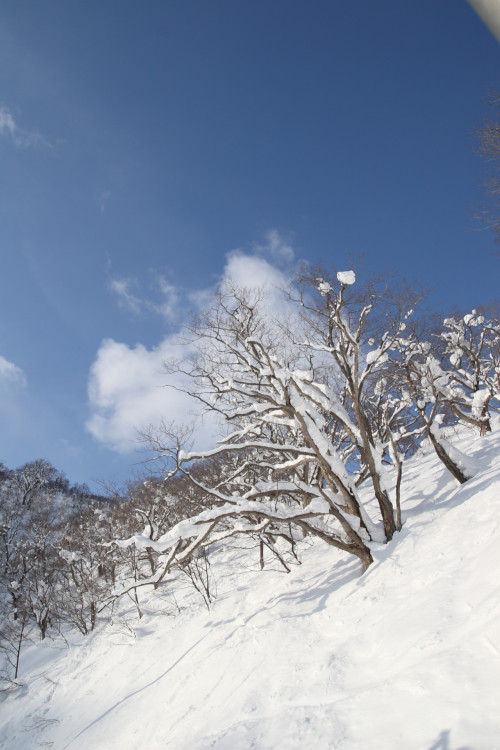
[1,427,500,749]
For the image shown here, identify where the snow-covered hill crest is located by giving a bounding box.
[1,428,500,750]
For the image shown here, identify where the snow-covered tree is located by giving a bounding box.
[397,309,500,484]
[0,461,66,639]
[0,460,117,677]
[294,269,421,535]
[118,272,422,579]
[57,502,118,634]
[439,309,500,434]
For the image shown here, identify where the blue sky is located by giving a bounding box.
[1,0,499,487]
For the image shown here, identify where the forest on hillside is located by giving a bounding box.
[2,267,499,685]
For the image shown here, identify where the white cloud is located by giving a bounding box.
[0,355,26,387]
[110,278,144,315]
[223,250,290,292]
[221,248,294,321]
[0,105,47,148]
[0,107,16,138]
[155,277,181,322]
[110,275,181,323]
[86,336,178,453]
[86,335,218,454]
[253,229,295,263]
[89,235,297,454]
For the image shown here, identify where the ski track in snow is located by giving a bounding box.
[1,428,500,749]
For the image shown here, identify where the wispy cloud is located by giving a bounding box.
[109,275,181,323]
[253,229,295,263]
[156,277,180,321]
[0,355,27,387]
[58,438,82,458]
[0,108,16,138]
[0,105,49,148]
[98,190,112,214]
[110,278,144,315]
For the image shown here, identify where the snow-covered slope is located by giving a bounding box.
[1,429,500,750]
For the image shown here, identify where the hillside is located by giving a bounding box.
[1,427,500,750]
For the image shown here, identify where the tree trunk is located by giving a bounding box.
[428,431,469,484]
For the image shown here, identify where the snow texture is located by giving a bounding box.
[1,428,500,749]
[336,270,356,285]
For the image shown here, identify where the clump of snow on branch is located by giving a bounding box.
[337,270,356,285]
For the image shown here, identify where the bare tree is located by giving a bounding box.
[0,608,33,685]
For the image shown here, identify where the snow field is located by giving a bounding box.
[1,428,499,749]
